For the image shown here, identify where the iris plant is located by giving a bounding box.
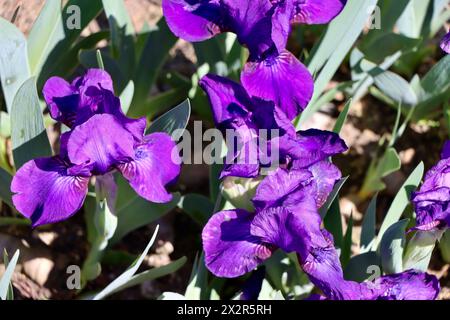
[11,69,181,227]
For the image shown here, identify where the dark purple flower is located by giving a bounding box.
[412,141,450,232]
[199,74,347,178]
[43,69,145,140]
[12,70,181,227]
[203,165,440,300]
[441,31,450,54]
[163,0,333,119]
[240,267,266,300]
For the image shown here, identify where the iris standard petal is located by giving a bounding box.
[118,133,181,203]
[241,50,314,120]
[67,114,135,175]
[202,209,274,278]
[440,31,450,54]
[291,0,347,25]
[162,0,223,42]
[11,157,91,227]
[43,77,79,126]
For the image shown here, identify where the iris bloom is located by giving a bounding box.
[163,0,347,120]
[411,141,450,232]
[11,69,181,227]
[199,74,347,179]
[203,166,440,300]
[441,31,450,54]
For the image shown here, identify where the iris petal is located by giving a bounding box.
[11,157,91,227]
[67,114,135,175]
[118,133,181,203]
[292,0,347,25]
[440,31,450,54]
[203,209,273,278]
[241,50,314,120]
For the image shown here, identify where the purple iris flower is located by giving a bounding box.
[203,166,440,300]
[163,0,347,120]
[11,70,181,227]
[441,31,450,54]
[411,141,450,232]
[199,74,347,178]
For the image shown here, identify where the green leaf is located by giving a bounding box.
[299,0,379,126]
[420,55,450,99]
[333,99,352,134]
[91,227,159,300]
[360,33,420,64]
[373,70,418,106]
[0,168,13,207]
[37,0,103,85]
[341,214,354,267]
[185,253,209,300]
[111,176,180,244]
[131,18,177,109]
[27,0,64,76]
[344,252,381,283]
[101,0,135,36]
[379,219,409,274]
[360,194,378,253]
[127,85,190,118]
[0,17,30,112]
[403,230,442,272]
[376,162,424,246]
[439,230,450,264]
[0,249,19,300]
[359,147,401,198]
[147,99,191,141]
[396,0,431,38]
[10,77,52,169]
[323,198,343,249]
[178,194,214,226]
[119,81,134,115]
[319,176,349,219]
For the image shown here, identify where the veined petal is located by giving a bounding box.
[365,270,440,300]
[292,0,347,25]
[11,157,91,227]
[252,168,312,210]
[279,129,348,168]
[67,114,135,175]
[73,68,114,96]
[440,31,450,54]
[202,209,274,278]
[241,50,314,120]
[118,133,181,203]
[162,0,223,42]
[43,77,79,126]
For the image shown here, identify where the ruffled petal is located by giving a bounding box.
[11,157,91,227]
[440,31,450,54]
[162,0,223,42]
[252,168,312,210]
[73,68,114,96]
[199,74,253,126]
[67,114,135,175]
[292,0,347,25]
[43,77,79,126]
[241,50,314,120]
[118,133,181,203]
[203,209,273,278]
[279,129,348,168]
[365,270,440,300]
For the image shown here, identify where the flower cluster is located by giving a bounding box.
[163,0,441,300]
[11,69,181,227]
